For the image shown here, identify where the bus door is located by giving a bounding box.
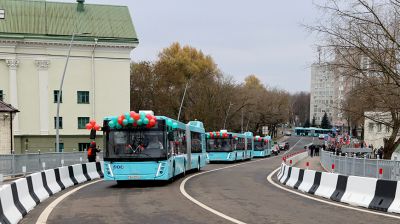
[185,124,192,170]
[244,137,248,159]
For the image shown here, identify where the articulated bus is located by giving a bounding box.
[253,136,272,158]
[103,111,207,182]
[206,130,253,162]
[294,127,332,137]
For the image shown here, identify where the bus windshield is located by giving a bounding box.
[206,139,233,152]
[105,130,167,160]
[254,142,264,151]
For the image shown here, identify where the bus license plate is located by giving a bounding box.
[128,175,140,180]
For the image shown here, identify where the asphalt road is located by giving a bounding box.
[21,136,399,224]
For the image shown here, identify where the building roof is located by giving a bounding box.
[0,101,19,112]
[0,0,138,44]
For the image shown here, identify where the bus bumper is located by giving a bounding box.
[103,161,170,181]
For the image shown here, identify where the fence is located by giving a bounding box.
[0,151,103,178]
[320,149,400,181]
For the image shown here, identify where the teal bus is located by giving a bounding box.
[103,111,207,182]
[253,135,272,158]
[294,127,332,137]
[206,130,254,162]
[244,132,254,160]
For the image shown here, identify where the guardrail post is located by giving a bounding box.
[363,156,366,176]
[38,149,41,172]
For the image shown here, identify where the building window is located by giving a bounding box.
[368,122,374,132]
[54,117,63,129]
[78,143,90,151]
[55,143,64,152]
[377,123,382,132]
[0,90,3,101]
[77,91,89,104]
[54,90,62,103]
[78,117,89,129]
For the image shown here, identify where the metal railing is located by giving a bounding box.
[0,151,103,178]
[320,149,400,181]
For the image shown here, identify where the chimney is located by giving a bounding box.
[77,0,85,12]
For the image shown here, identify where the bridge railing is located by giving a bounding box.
[0,151,103,178]
[320,149,400,181]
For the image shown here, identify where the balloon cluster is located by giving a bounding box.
[206,132,229,139]
[166,119,178,130]
[86,119,101,131]
[254,136,264,142]
[107,111,157,129]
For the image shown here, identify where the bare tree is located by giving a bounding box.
[308,0,400,158]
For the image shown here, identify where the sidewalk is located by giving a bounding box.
[295,156,326,172]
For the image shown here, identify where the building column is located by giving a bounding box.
[35,60,50,135]
[6,59,19,135]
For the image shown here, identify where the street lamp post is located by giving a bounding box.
[56,32,90,152]
[223,102,233,130]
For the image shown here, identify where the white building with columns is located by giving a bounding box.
[0,0,138,153]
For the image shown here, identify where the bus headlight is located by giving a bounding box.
[156,162,166,177]
[227,153,231,159]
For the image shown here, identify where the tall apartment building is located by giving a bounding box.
[310,63,335,126]
[0,0,138,153]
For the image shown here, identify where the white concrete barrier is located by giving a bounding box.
[315,172,338,199]
[58,166,74,188]
[286,167,300,188]
[29,172,49,202]
[0,184,23,224]
[388,181,400,213]
[72,164,87,183]
[341,176,377,208]
[44,169,61,194]
[14,178,36,213]
[279,164,290,183]
[86,162,100,180]
[277,163,284,180]
[298,169,316,193]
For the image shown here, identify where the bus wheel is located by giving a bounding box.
[183,161,186,176]
[197,157,201,171]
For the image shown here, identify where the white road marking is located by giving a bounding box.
[180,137,303,224]
[267,167,400,220]
[36,179,103,224]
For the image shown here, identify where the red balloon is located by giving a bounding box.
[86,123,93,130]
[146,113,152,119]
[149,119,156,127]
[89,119,96,126]
[133,122,138,127]
[210,133,214,138]
[146,123,152,128]
[133,113,140,120]
[130,111,136,118]
[94,124,100,131]
[117,116,123,125]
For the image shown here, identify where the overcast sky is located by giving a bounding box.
[63,0,320,93]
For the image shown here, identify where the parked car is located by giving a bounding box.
[284,131,292,136]
[272,145,280,155]
[318,134,326,140]
[284,142,290,150]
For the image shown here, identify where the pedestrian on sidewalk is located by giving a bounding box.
[87,141,100,162]
[315,145,320,156]
[310,144,315,157]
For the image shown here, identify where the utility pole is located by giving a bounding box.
[223,102,233,130]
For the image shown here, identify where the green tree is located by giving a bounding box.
[320,112,331,129]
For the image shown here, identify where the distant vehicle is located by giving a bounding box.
[318,134,326,139]
[284,131,292,136]
[272,145,280,155]
[284,142,290,150]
